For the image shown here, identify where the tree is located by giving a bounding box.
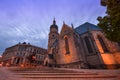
[97,0,120,42]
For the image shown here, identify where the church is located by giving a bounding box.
[1,19,120,69]
[44,19,120,69]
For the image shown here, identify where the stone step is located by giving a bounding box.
[9,69,67,71]
[15,72,98,75]
[9,68,80,73]
[7,67,120,80]
[11,70,82,73]
[23,78,118,80]
[14,71,117,79]
[19,75,117,78]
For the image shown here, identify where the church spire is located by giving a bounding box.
[63,21,65,25]
[50,18,58,32]
[71,23,74,29]
[53,17,56,25]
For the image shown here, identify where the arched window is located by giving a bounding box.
[64,37,70,54]
[84,37,93,54]
[98,36,109,53]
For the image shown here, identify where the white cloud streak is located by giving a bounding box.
[0,0,106,54]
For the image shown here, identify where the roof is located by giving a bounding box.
[74,22,101,35]
[5,42,47,51]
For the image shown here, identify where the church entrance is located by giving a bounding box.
[45,61,49,66]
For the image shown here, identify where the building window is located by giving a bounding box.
[48,54,54,59]
[31,48,32,52]
[64,37,70,54]
[23,53,25,56]
[84,37,93,54]
[17,52,19,56]
[98,36,109,53]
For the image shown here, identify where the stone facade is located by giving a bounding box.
[46,20,120,69]
[2,42,47,66]
[91,31,120,69]
[1,19,120,69]
[0,56,2,64]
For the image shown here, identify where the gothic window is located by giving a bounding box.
[84,37,93,54]
[98,36,109,53]
[64,37,70,54]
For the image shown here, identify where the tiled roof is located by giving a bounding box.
[74,22,101,35]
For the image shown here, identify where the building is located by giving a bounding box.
[2,42,47,66]
[44,19,120,69]
[1,19,120,69]
[0,55,1,60]
[0,55,2,63]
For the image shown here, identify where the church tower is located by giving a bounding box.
[47,18,59,66]
[48,19,59,52]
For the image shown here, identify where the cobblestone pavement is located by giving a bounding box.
[0,67,120,80]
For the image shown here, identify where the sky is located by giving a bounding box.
[0,0,106,55]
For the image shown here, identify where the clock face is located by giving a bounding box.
[52,35,54,37]
[51,34,56,38]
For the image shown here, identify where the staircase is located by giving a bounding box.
[7,67,120,80]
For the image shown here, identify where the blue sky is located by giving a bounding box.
[0,0,106,55]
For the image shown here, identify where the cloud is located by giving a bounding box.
[0,0,106,54]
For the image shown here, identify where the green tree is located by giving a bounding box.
[97,0,120,42]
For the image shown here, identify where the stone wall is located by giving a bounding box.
[56,24,81,67]
[91,30,120,69]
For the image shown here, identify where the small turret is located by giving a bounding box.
[48,18,59,51]
[71,23,74,29]
[47,19,59,67]
[50,18,58,32]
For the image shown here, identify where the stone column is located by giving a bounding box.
[21,58,23,64]
[11,57,14,64]
[19,58,21,64]
[22,58,26,64]
[14,58,18,65]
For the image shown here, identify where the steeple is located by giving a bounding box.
[63,21,65,25]
[53,18,56,25]
[48,19,59,66]
[71,23,74,29]
[50,18,58,32]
